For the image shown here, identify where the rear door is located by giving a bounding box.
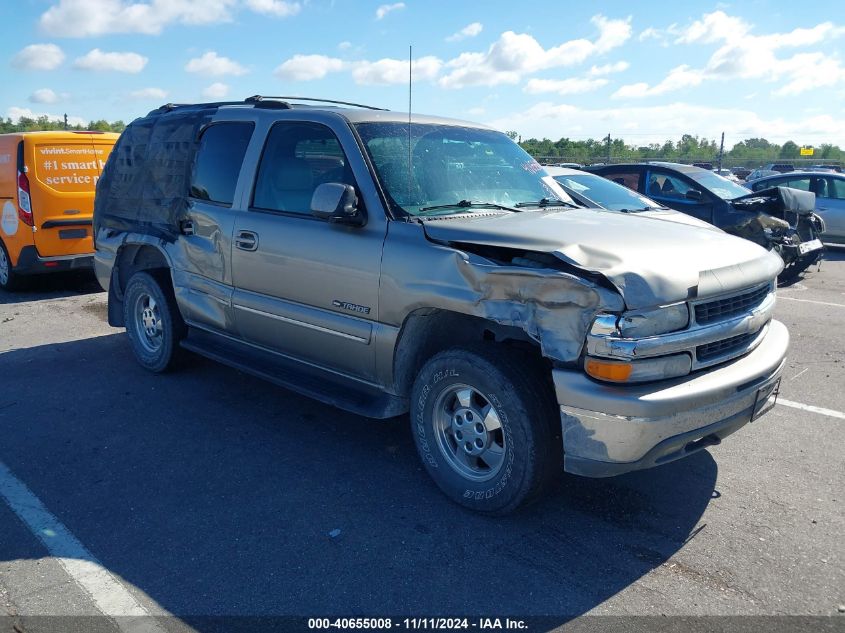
[25,133,115,257]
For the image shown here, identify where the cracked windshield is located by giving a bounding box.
[355,122,574,216]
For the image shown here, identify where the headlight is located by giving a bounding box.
[585,354,692,383]
[617,302,689,338]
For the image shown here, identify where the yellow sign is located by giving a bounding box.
[800,147,814,156]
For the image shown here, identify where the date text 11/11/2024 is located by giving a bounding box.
[307,618,528,630]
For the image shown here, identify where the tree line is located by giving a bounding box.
[509,132,843,165]
[0,115,126,134]
[2,116,841,166]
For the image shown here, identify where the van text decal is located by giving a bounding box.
[36,145,113,191]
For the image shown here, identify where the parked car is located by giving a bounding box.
[746,172,845,245]
[732,167,753,181]
[747,168,778,182]
[763,163,795,173]
[714,168,741,183]
[544,166,714,230]
[588,162,825,280]
[94,98,788,514]
[0,130,118,289]
[554,162,582,169]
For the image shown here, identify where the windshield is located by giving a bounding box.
[688,170,750,200]
[354,122,574,216]
[554,173,663,211]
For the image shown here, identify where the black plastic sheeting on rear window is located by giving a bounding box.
[93,106,215,240]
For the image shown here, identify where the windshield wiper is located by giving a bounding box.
[515,197,577,209]
[418,199,521,214]
[618,207,653,213]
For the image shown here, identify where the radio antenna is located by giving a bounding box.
[407,44,412,211]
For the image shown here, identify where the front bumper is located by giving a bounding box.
[555,319,789,477]
[13,245,94,276]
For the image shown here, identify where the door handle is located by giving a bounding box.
[235,230,258,251]
[180,219,195,236]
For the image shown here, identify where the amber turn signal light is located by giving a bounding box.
[585,358,633,382]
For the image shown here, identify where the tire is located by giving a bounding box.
[122,270,186,373]
[0,240,23,291]
[778,251,821,283]
[410,346,561,515]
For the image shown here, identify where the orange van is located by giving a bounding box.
[0,130,118,289]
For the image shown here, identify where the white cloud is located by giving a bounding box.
[375,2,404,20]
[12,44,65,71]
[243,0,300,17]
[447,22,483,42]
[613,64,703,98]
[338,41,353,51]
[39,0,239,37]
[202,82,230,98]
[438,15,631,88]
[128,87,168,100]
[625,11,845,98]
[274,54,345,81]
[7,106,85,126]
[674,10,749,44]
[29,88,61,104]
[488,101,845,146]
[185,51,248,76]
[772,52,845,96]
[588,61,629,76]
[73,49,147,73]
[352,56,442,85]
[524,77,608,95]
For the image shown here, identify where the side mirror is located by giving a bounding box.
[685,189,704,201]
[310,183,366,227]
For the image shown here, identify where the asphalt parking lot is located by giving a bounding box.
[0,250,843,632]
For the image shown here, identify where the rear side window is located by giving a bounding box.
[602,171,641,192]
[190,122,254,205]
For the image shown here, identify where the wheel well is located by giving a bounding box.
[108,244,171,327]
[391,309,546,397]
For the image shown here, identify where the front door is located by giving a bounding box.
[818,177,845,241]
[644,170,715,223]
[230,119,386,381]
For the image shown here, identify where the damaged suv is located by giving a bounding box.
[94,98,789,514]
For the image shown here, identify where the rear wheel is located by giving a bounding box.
[410,346,560,515]
[0,241,23,291]
[123,271,185,372]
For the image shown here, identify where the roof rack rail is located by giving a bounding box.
[245,95,388,111]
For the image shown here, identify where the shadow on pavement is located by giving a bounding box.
[0,334,718,622]
[0,271,102,306]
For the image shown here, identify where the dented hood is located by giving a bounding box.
[422,208,783,309]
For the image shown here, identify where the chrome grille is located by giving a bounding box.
[695,284,770,325]
[696,329,760,362]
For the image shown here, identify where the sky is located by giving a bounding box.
[2,0,845,147]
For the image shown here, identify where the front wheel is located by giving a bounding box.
[410,346,560,515]
[122,271,185,372]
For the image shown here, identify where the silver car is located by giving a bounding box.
[747,171,845,244]
[93,98,788,514]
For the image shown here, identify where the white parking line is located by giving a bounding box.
[0,459,167,632]
[778,296,845,308]
[778,399,845,420]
